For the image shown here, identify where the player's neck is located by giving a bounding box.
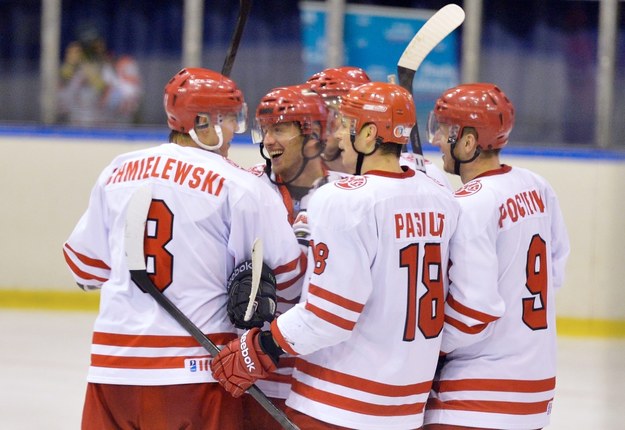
[322,157,345,173]
[460,156,501,183]
[361,152,402,175]
[288,158,325,188]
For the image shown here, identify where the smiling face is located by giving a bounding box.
[261,121,307,179]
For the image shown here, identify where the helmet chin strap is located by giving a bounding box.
[350,134,379,175]
[449,139,480,175]
[189,125,224,152]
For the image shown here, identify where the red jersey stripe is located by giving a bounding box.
[265,373,293,384]
[444,314,488,334]
[275,253,307,291]
[91,354,211,369]
[296,359,432,397]
[92,331,236,348]
[271,319,298,355]
[292,380,425,417]
[426,397,552,415]
[447,294,499,323]
[304,302,356,331]
[308,283,365,313]
[277,296,300,304]
[63,249,108,282]
[63,243,111,269]
[279,357,296,368]
[274,252,305,275]
[433,377,556,393]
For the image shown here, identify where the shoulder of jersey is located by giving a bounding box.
[222,156,245,170]
[111,145,155,164]
[326,170,351,182]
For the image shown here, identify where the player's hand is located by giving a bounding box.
[293,211,311,250]
[210,328,278,397]
[227,260,277,329]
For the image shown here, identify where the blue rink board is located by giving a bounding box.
[1,124,624,161]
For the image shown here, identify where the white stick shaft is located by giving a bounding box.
[244,237,263,322]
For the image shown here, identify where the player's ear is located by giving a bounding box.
[365,123,378,145]
[461,130,478,154]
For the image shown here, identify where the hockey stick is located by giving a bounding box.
[244,237,264,322]
[397,4,465,169]
[221,0,253,77]
[124,185,299,430]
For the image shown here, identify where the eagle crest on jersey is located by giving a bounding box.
[334,176,367,190]
[227,260,277,329]
[247,164,265,177]
[454,181,483,197]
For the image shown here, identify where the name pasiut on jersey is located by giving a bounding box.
[394,210,446,240]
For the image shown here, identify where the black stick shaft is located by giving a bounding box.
[129,270,299,430]
[221,0,253,77]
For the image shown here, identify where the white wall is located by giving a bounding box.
[1,135,623,321]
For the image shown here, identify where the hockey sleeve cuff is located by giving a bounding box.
[270,319,299,356]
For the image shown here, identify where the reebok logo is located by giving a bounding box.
[228,260,253,285]
[240,331,256,372]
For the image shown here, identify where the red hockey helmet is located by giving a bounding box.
[339,82,415,145]
[430,83,515,150]
[253,85,329,143]
[163,67,246,133]
[306,66,371,100]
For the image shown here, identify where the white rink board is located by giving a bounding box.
[1,134,624,322]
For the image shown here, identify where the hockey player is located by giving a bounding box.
[250,84,340,226]
[307,66,453,190]
[422,83,570,430]
[63,67,306,430]
[306,66,371,172]
[245,84,346,429]
[211,82,461,430]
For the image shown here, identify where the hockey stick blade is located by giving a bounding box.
[124,187,299,430]
[244,237,264,322]
[397,4,465,75]
[397,4,465,164]
[221,0,253,77]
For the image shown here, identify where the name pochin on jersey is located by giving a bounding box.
[498,188,546,229]
[106,156,226,197]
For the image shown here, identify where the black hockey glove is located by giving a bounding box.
[226,260,277,329]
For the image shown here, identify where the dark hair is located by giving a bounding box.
[377,141,402,157]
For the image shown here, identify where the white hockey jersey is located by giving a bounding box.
[272,168,460,429]
[63,143,305,386]
[425,165,570,429]
[247,162,347,398]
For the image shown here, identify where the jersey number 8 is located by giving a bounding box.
[400,243,444,341]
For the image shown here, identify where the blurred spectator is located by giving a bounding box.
[58,24,143,126]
